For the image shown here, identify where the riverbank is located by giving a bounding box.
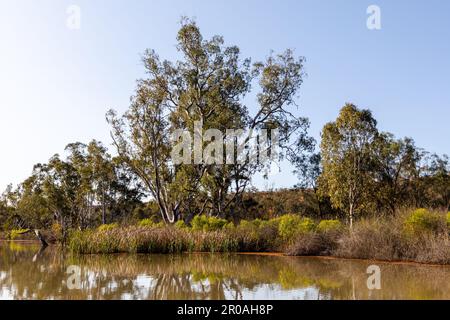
[66,210,450,265]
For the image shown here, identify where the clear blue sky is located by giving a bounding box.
[1,0,449,191]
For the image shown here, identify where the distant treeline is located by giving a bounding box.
[0,19,448,238]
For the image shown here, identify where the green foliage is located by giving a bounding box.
[191,215,228,232]
[68,226,240,254]
[138,219,155,228]
[447,212,450,230]
[174,220,187,229]
[404,209,444,234]
[9,229,30,240]
[97,223,119,232]
[224,222,235,230]
[319,104,379,226]
[106,18,310,223]
[317,220,342,233]
[278,214,316,242]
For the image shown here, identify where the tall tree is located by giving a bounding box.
[319,104,378,228]
[108,19,312,222]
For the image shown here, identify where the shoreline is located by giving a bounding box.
[2,240,449,267]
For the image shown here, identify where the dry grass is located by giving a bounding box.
[287,209,450,264]
[330,211,450,264]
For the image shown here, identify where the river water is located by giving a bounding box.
[1,242,449,300]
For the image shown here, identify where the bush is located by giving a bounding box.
[138,218,155,228]
[287,222,342,257]
[191,215,228,232]
[97,223,118,232]
[317,220,342,233]
[447,212,450,230]
[9,229,30,240]
[286,232,327,256]
[404,209,444,234]
[174,220,187,229]
[278,214,315,242]
[235,219,279,251]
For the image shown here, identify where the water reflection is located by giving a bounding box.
[1,242,450,300]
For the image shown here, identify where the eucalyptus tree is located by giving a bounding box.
[65,140,143,225]
[3,140,144,236]
[294,152,323,215]
[35,154,81,239]
[108,19,313,223]
[319,104,379,228]
[0,186,16,229]
[424,153,450,210]
[371,134,421,213]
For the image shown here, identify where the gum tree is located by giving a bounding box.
[319,104,378,228]
[107,19,313,223]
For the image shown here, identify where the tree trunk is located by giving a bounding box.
[34,230,48,247]
[102,189,106,225]
[349,203,354,230]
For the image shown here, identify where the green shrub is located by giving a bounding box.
[138,218,155,228]
[317,220,342,233]
[404,209,443,234]
[191,215,228,232]
[238,219,260,230]
[278,214,315,242]
[224,222,235,230]
[234,218,279,252]
[174,220,187,229]
[9,229,30,240]
[447,212,450,230]
[97,223,118,232]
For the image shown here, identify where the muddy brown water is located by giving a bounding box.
[1,242,449,300]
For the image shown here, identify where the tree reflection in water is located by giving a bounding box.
[1,243,450,300]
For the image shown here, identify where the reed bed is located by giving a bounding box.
[68,209,450,265]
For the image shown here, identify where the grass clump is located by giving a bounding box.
[68,226,190,254]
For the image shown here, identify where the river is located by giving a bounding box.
[1,242,449,300]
